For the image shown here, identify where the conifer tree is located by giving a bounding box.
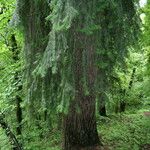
[14,0,140,149]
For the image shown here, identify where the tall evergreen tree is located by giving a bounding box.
[46,1,139,149]
[14,0,140,150]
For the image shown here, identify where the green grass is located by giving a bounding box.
[97,111,150,150]
[0,107,149,150]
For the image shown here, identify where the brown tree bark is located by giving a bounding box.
[63,25,101,149]
[64,97,100,150]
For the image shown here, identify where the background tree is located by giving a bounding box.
[0,0,23,148]
[143,0,150,104]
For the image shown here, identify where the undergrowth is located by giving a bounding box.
[98,109,150,150]
[0,107,149,150]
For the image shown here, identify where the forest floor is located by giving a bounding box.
[49,105,150,150]
[0,105,150,150]
[97,105,150,150]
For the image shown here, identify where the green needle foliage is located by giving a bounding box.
[34,0,141,112]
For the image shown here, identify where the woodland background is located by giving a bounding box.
[0,0,150,150]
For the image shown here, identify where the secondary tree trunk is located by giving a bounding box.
[128,68,136,90]
[10,34,22,135]
[99,105,107,117]
[98,93,107,117]
[120,68,136,112]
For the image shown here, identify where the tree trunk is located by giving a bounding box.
[128,68,136,90]
[10,34,22,135]
[119,89,126,113]
[16,95,22,135]
[63,24,100,149]
[64,97,100,150]
[120,68,136,112]
[119,101,126,113]
[98,93,107,117]
[99,105,107,117]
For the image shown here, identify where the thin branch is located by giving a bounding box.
[0,113,23,150]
